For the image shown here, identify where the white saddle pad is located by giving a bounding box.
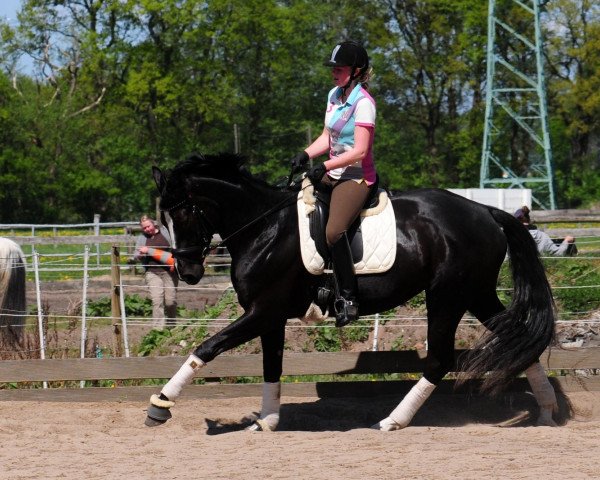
[297,178,397,275]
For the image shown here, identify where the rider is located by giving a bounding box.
[289,40,377,327]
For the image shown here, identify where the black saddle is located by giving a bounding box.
[308,176,385,264]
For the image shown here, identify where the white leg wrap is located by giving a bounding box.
[259,382,281,431]
[372,377,436,431]
[525,362,558,426]
[161,354,205,401]
[525,362,557,407]
[246,382,281,432]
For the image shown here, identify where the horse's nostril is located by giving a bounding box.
[182,274,200,285]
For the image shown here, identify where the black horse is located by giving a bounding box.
[145,153,558,430]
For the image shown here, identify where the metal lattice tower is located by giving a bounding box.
[480,0,556,209]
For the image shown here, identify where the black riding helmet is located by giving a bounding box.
[323,40,369,92]
[323,40,369,73]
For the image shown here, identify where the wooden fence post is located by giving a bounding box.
[111,245,123,357]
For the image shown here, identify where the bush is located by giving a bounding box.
[86,294,152,317]
[308,322,342,352]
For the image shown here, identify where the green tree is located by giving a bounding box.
[367,0,488,188]
[545,0,600,207]
[1,0,599,220]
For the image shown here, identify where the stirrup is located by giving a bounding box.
[334,298,358,327]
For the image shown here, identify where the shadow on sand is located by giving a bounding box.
[204,378,574,435]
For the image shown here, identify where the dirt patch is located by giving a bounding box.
[2,392,600,479]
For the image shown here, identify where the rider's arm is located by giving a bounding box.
[304,127,330,159]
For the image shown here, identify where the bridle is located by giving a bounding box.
[161,199,216,264]
[160,192,298,265]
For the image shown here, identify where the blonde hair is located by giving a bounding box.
[357,67,374,90]
[139,215,155,225]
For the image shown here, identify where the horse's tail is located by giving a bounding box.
[0,239,27,345]
[459,208,556,394]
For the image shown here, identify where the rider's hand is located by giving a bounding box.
[289,151,309,170]
[307,163,327,183]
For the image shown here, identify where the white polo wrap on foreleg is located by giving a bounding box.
[525,362,558,426]
[255,382,281,431]
[373,377,436,431]
[161,354,205,401]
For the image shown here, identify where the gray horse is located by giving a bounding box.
[0,238,26,347]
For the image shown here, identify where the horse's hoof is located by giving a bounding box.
[536,405,558,427]
[245,422,263,432]
[371,417,402,431]
[145,403,172,427]
[145,415,167,427]
[244,418,275,432]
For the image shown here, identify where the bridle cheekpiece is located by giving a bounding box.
[160,198,215,264]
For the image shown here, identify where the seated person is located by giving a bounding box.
[514,206,576,256]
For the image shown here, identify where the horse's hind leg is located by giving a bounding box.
[524,362,558,426]
[469,292,558,426]
[245,325,286,432]
[372,291,465,430]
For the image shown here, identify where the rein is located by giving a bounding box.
[162,189,301,264]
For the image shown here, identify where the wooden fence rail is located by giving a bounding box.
[1,348,598,402]
[4,234,135,246]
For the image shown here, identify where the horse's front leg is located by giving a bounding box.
[145,308,276,427]
[245,325,286,432]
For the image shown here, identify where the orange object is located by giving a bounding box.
[146,248,175,272]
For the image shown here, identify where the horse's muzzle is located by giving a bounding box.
[175,261,205,285]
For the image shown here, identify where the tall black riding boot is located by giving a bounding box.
[331,235,359,327]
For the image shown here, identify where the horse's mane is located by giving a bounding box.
[172,153,245,179]
[169,153,289,191]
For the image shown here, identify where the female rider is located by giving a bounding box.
[289,40,376,327]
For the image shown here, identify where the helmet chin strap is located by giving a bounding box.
[341,67,359,98]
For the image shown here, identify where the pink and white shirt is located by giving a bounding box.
[324,83,376,184]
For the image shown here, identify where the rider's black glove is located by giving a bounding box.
[289,151,309,170]
[307,163,327,183]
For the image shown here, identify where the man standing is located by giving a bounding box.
[134,215,178,328]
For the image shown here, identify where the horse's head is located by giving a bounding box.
[152,162,211,285]
[153,152,284,283]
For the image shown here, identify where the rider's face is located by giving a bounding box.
[331,66,352,87]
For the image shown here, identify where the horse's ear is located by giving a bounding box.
[152,166,166,194]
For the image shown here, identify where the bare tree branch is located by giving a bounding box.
[68,87,106,117]
[11,70,23,96]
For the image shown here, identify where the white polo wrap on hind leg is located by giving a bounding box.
[373,377,436,431]
[256,382,281,431]
[525,362,557,407]
[525,362,558,426]
[161,354,205,401]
